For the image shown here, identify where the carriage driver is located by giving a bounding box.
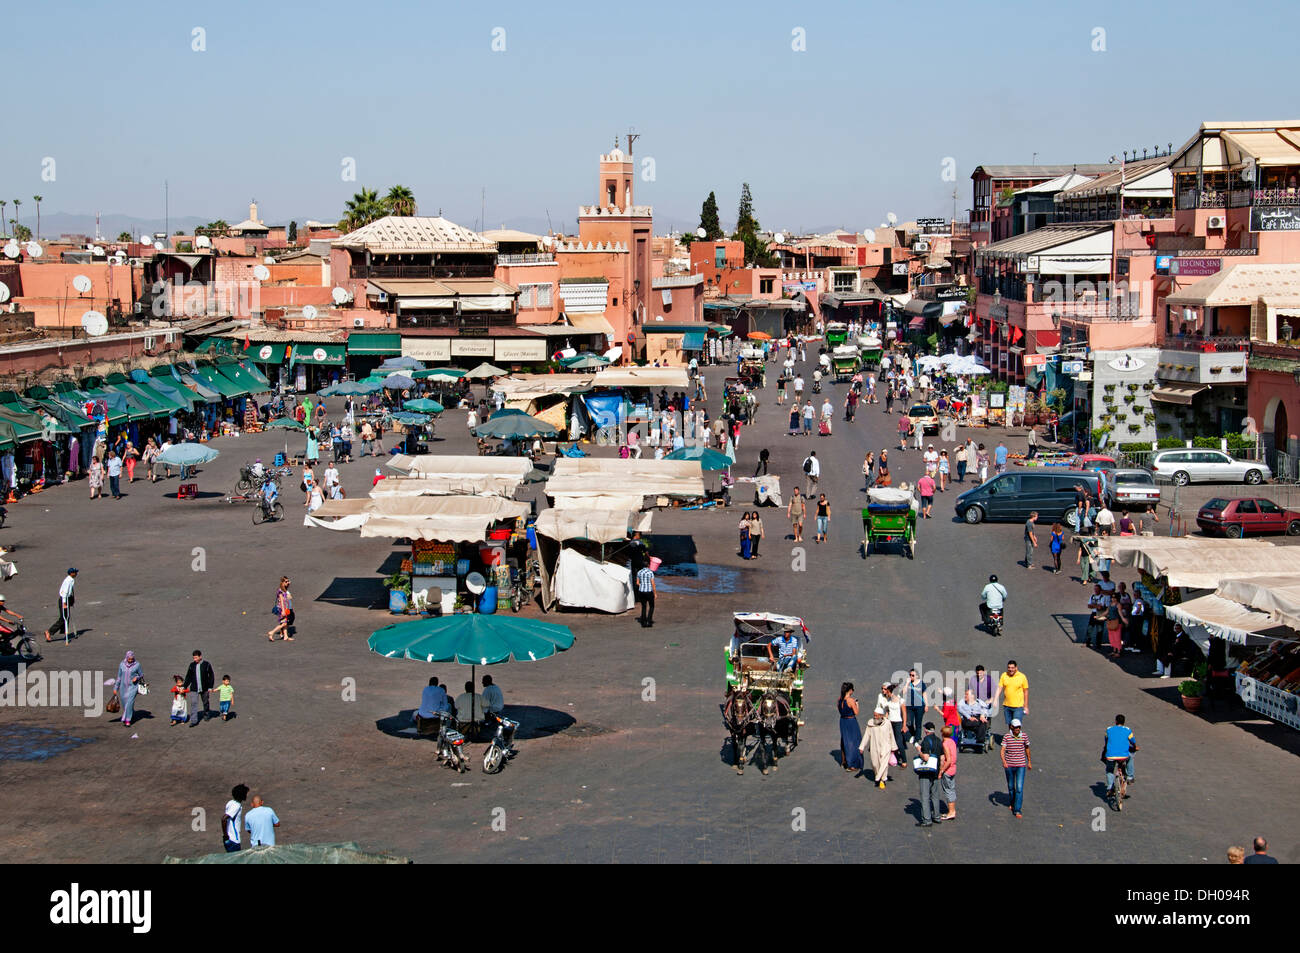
[768,628,800,673]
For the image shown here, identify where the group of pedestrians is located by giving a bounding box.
[835,662,1033,823]
[223,783,282,851]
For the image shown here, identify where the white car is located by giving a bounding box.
[1149,449,1271,486]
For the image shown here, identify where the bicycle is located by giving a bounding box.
[252,500,285,525]
[1107,757,1129,811]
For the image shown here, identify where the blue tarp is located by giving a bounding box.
[582,393,625,430]
[682,331,705,351]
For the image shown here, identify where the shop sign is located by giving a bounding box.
[1250,207,1300,232]
[1061,360,1084,375]
[495,339,547,362]
[451,338,495,357]
[401,337,451,361]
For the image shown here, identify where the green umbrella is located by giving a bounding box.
[665,445,732,471]
[164,842,411,865]
[390,411,430,425]
[156,443,219,467]
[472,414,558,439]
[561,353,609,370]
[403,398,444,413]
[368,614,575,691]
[488,407,529,418]
[267,417,305,430]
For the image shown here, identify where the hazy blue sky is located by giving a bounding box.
[5,0,1297,236]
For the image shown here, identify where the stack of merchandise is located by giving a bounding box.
[412,539,457,576]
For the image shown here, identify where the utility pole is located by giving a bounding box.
[626,127,639,155]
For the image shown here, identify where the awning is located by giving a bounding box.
[534,508,653,543]
[212,360,270,395]
[126,379,189,414]
[179,373,223,402]
[289,344,346,366]
[907,316,925,329]
[1163,593,1284,646]
[113,381,183,416]
[0,404,46,442]
[1151,382,1209,405]
[347,332,402,356]
[246,342,289,365]
[1094,537,1300,590]
[590,366,690,389]
[566,313,616,337]
[1217,575,1300,633]
[195,337,241,355]
[188,367,244,400]
[81,387,148,422]
[682,330,705,350]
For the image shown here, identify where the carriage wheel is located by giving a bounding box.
[908,536,916,559]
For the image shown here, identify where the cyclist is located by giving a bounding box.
[260,478,280,520]
[1103,713,1137,805]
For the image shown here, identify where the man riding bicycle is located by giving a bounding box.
[260,478,279,518]
[1103,714,1137,802]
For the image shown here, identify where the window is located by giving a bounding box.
[516,283,553,309]
[833,272,856,292]
[760,278,774,294]
[987,476,1016,495]
[1019,474,1055,492]
[1258,499,1283,514]
[536,283,553,307]
[715,246,727,268]
[517,284,536,309]
[1235,500,1258,514]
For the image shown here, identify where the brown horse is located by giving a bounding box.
[723,686,754,774]
[752,689,797,775]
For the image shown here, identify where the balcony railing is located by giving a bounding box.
[496,253,555,265]
[1162,335,1249,352]
[351,264,495,280]
[1177,188,1300,210]
[978,275,1027,301]
[1049,300,1144,324]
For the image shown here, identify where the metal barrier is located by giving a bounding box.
[1115,449,1156,470]
[1275,449,1299,484]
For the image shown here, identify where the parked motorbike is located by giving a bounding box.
[0,621,38,661]
[482,711,519,774]
[435,713,470,773]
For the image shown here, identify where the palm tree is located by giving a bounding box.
[117,231,132,243]
[32,195,42,241]
[340,187,384,231]
[0,201,6,238]
[10,200,19,235]
[385,185,417,217]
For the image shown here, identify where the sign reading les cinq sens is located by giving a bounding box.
[1251,207,1300,232]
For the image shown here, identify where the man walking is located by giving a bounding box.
[1024,511,1039,569]
[993,659,1029,729]
[754,447,770,477]
[183,649,216,726]
[994,440,1009,474]
[1026,426,1038,460]
[635,562,656,628]
[787,487,806,543]
[801,400,815,436]
[1000,719,1030,818]
[802,451,820,498]
[43,567,78,644]
[244,795,281,846]
[903,669,928,750]
[915,723,944,827]
[105,449,123,499]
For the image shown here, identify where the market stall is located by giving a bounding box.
[1214,575,1300,729]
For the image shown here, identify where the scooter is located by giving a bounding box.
[482,711,520,774]
[983,605,1004,637]
[435,712,470,773]
[0,620,38,660]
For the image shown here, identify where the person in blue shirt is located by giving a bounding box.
[767,629,800,672]
[261,478,279,517]
[994,440,1009,474]
[1103,714,1138,795]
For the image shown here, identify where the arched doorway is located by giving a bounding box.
[1277,401,1290,455]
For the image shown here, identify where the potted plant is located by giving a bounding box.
[383,570,413,614]
[1178,676,1204,713]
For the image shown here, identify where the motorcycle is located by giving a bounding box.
[482,711,519,774]
[435,712,470,773]
[0,620,38,660]
[982,605,1004,637]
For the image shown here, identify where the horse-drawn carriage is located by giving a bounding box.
[738,354,766,389]
[861,486,918,558]
[722,612,807,774]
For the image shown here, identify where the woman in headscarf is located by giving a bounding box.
[858,706,898,789]
[114,651,144,727]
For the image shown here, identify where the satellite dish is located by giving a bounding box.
[696,227,706,239]
[887,212,898,225]
[153,241,164,250]
[81,310,109,337]
[111,253,126,265]
[264,256,275,264]
[139,233,152,245]
[0,282,9,303]
[91,245,105,256]
[773,232,785,244]
[195,235,211,248]
[863,228,876,243]
[72,274,93,294]
[253,264,271,280]
[302,305,319,320]
[331,286,349,304]
[26,242,42,258]
[2,243,19,259]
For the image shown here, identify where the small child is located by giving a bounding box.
[218,675,234,721]
[169,676,189,726]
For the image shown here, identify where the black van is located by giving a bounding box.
[954,469,1106,525]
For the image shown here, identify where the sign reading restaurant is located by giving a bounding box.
[1250,206,1300,232]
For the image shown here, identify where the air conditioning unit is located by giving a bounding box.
[913,241,930,252]
[1206,215,1226,229]
[143,336,156,352]
[353,317,365,328]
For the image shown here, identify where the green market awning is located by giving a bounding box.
[0,404,46,442]
[189,367,244,400]
[238,360,272,388]
[180,373,223,401]
[0,421,17,452]
[347,332,401,356]
[212,359,270,394]
[195,337,242,356]
[102,384,168,420]
[5,398,73,436]
[290,344,346,366]
[118,380,186,415]
[682,330,705,350]
[82,387,148,422]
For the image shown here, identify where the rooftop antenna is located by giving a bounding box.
[545,209,553,234]
[94,211,101,242]
[165,180,169,239]
[626,128,639,155]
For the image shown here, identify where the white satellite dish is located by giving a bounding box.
[863,228,876,244]
[111,253,127,265]
[773,232,785,244]
[72,274,93,294]
[153,241,164,250]
[3,243,19,259]
[195,235,211,248]
[331,286,349,304]
[26,242,42,258]
[139,233,152,245]
[0,282,9,303]
[887,212,898,225]
[696,227,706,238]
[264,256,274,264]
[81,310,109,337]
[302,305,319,320]
[253,264,271,280]
[91,245,105,256]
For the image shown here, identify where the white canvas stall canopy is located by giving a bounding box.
[548,458,707,502]
[492,374,594,400]
[534,508,652,544]
[1163,593,1288,648]
[371,475,524,497]
[551,458,702,480]
[732,474,783,506]
[591,366,690,389]
[307,494,529,534]
[1092,536,1291,589]
[385,455,533,478]
[1217,575,1300,633]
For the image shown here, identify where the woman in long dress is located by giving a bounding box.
[738,512,752,560]
[858,707,898,788]
[88,456,104,499]
[114,650,144,727]
[838,683,863,773]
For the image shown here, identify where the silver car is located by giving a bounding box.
[1149,449,1271,486]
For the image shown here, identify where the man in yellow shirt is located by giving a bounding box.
[993,659,1029,730]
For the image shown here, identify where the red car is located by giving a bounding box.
[1197,497,1300,538]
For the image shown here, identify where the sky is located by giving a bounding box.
[5,0,1299,238]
